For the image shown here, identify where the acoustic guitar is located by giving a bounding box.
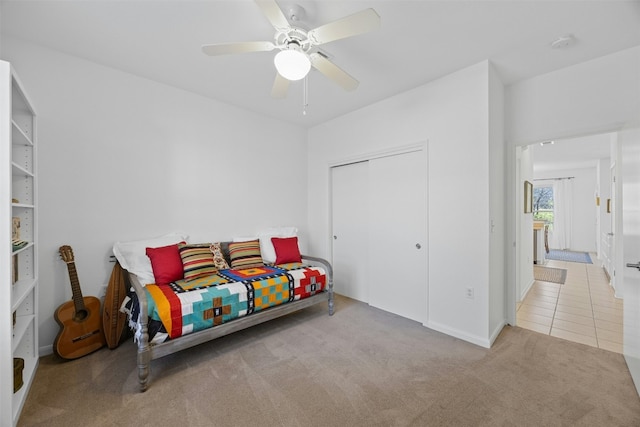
[102,261,128,349]
[54,245,105,359]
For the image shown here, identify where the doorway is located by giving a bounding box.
[512,132,623,353]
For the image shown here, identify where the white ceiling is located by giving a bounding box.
[1,0,639,128]
[532,133,613,173]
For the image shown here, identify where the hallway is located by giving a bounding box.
[517,256,623,353]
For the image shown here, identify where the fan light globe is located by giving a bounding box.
[274,49,311,81]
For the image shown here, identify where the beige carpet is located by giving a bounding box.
[18,295,640,426]
[534,265,567,284]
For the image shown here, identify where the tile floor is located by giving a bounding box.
[516,255,623,353]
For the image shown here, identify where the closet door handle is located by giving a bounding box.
[416,243,421,249]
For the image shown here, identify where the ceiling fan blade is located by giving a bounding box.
[308,8,380,45]
[255,0,291,32]
[271,72,290,98]
[201,41,275,56]
[309,53,359,91]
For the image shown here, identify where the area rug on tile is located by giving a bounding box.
[534,266,567,284]
[546,250,592,264]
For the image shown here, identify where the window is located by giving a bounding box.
[533,185,554,230]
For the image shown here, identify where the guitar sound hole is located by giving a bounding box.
[74,309,88,322]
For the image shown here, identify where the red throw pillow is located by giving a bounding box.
[146,242,185,284]
[271,236,302,264]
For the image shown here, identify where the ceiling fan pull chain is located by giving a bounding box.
[303,75,309,115]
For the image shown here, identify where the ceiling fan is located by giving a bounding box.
[201,0,381,98]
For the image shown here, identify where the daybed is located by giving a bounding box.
[114,232,334,392]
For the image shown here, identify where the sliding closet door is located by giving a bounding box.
[368,151,427,323]
[331,161,370,302]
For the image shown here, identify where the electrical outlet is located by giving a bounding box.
[465,287,474,299]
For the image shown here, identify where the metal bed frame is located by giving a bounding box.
[128,254,334,391]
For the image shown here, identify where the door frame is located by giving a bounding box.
[507,128,623,327]
[610,161,618,293]
[620,122,640,394]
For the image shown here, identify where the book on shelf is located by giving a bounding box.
[12,238,28,252]
[12,217,20,240]
[12,255,18,284]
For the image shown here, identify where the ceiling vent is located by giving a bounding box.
[551,34,575,49]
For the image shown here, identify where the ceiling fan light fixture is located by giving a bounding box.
[274,48,311,81]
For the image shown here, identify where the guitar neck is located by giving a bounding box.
[66,262,86,312]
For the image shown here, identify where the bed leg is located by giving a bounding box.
[137,325,151,392]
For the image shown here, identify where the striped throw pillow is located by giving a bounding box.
[228,239,264,269]
[179,243,217,281]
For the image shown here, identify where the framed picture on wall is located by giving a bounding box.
[524,181,533,213]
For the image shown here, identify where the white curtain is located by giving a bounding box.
[552,179,573,250]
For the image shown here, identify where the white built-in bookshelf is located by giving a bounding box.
[1,60,39,426]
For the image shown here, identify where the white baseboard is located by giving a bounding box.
[520,278,535,302]
[424,320,491,348]
[489,320,506,346]
[39,344,53,357]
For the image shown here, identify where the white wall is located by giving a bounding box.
[506,45,640,322]
[597,156,612,258]
[534,167,598,253]
[488,64,506,342]
[517,146,534,301]
[620,122,640,364]
[506,46,640,146]
[308,61,500,347]
[2,37,309,352]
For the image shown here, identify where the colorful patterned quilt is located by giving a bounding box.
[139,263,326,342]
